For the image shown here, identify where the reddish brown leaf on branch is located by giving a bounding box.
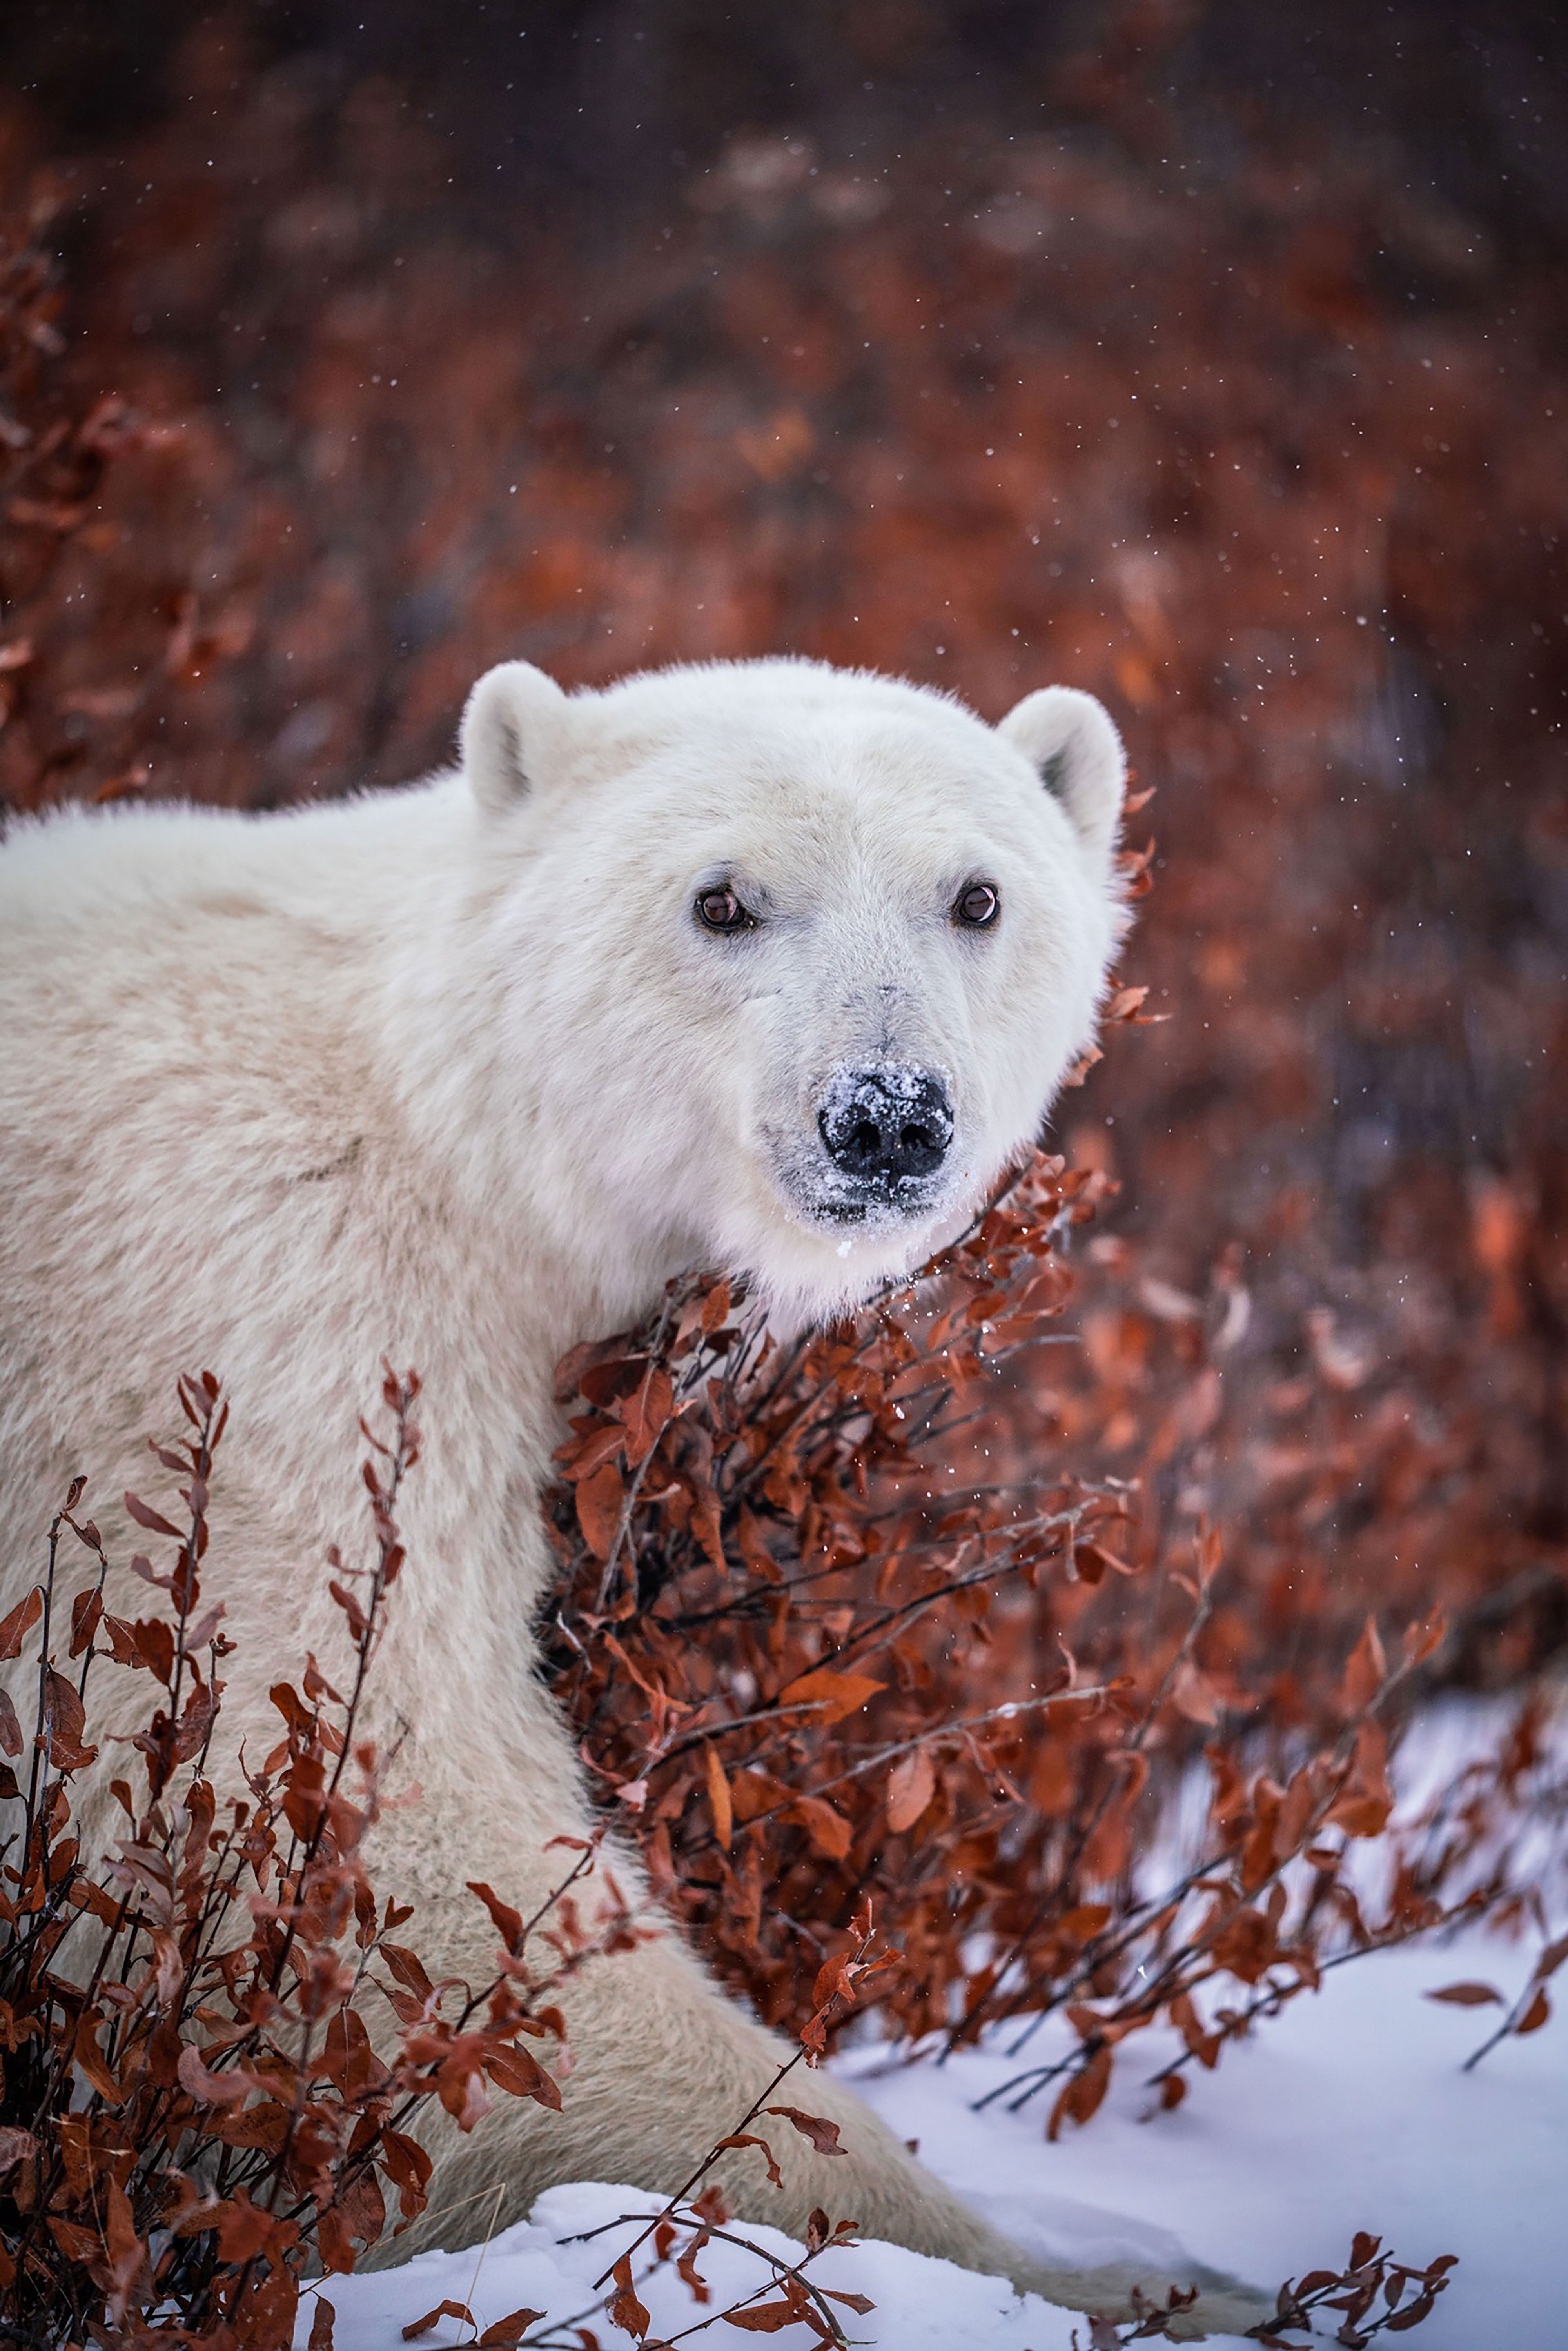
[766,2105,845,2157]
[403,2300,476,2341]
[577,1462,627,1562]
[0,1586,42,1660]
[1515,1987,1552,2035]
[478,2312,547,2346]
[777,1668,886,1726]
[608,2253,651,2340]
[1047,2046,1112,2142]
[726,2298,810,2333]
[886,1747,936,1835]
[705,1741,734,1851]
[1343,1617,1389,1715]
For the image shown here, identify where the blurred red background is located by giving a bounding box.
[3,0,1565,1687]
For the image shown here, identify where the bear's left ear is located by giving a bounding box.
[997,685,1126,867]
[460,660,571,816]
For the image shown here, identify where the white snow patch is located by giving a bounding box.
[838,1927,1567,2349]
[308,1920,1565,2349]
[307,2179,1077,2348]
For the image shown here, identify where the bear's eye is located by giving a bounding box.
[695,885,755,934]
[953,881,1000,929]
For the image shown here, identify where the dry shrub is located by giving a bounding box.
[545,1151,1564,2145]
[0,1370,603,2347]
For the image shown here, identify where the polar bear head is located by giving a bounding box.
[455,657,1128,1323]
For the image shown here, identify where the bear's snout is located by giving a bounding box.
[817,1066,955,1192]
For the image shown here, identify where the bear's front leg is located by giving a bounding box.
[371,1816,1269,2339]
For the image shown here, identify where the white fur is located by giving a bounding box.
[0,657,1258,2330]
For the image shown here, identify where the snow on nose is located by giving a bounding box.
[817,1065,954,1187]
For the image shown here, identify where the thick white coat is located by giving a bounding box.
[0,658,1254,2329]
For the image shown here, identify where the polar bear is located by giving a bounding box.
[0,657,1254,2331]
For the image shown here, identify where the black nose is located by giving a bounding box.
[818,1067,955,1186]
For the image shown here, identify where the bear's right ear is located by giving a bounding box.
[997,685,1126,868]
[460,660,570,815]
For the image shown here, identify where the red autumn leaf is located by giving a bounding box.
[177,2044,253,2104]
[484,2042,563,2109]
[383,1942,437,2002]
[1535,1934,1568,1982]
[726,2300,808,2332]
[823,2286,877,2315]
[766,2104,844,2155]
[607,2252,650,2340]
[49,2216,103,2264]
[1402,1612,1448,1668]
[329,1576,371,1641]
[71,2024,124,2104]
[700,1279,731,1334]
[777,1667,885,1726]
[110,2180,143,2287]
[214,2191,278,2262]
[0,1586,42,1661]
[886,1745,936,1833]
[1169,1659,1220,1727]
[690,1478,726,1570]
[69,1584,104,1657]
[467,1879,526,1955]
[41,1668,97,1770]
[1325,1787,1392,1839]
[1423,1982,1503,2008]
[380,2128,435,2220]
[403,2302,476,2342]
[784,1793,853,1862]
[575,1461,626,1561]
[715,2129,784,2187]
[560,1420,629,1481]
[123,1488,184,1539]
[1342,1615,1388,1713]
[1515,1986,1551,2035]
[477,2314,547,2347]
[704,1741,733,1851]
[1047,2045,1112,2141]
[619,1365,674,1465]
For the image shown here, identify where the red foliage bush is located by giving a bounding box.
[0,1371,607,2347]
[544,1156,1563,2126]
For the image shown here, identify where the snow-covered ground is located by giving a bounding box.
[312,1921,1566,2349]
